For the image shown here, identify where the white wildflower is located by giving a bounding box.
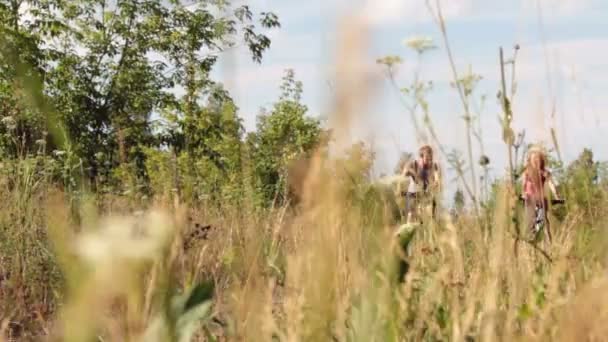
[403,36,436,54]
[53,150,66,156]
[76,210,173,265]
[1,116,16,130]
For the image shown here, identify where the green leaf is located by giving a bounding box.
[517,303,533,321]
[260,12,280,29]
[184,280,215,313]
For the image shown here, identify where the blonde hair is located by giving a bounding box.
[526,146,547,170]
[525,146,548,187]
[419,145,433,157]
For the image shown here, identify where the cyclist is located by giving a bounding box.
[521,146,561,240]
[401,145,441,225]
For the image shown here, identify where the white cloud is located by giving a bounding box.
[356,0,603,27]
[492,39,608,160]
[520,0,601,16]
[542,39,608,74]
[372,35,608,183]
[386,37,608,96]
[361,0,475,26]
[508,38,608,106]
[222,0,607,159]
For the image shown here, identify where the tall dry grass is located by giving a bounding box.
[2,7,608,342]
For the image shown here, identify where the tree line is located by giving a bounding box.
[0,0,338,208]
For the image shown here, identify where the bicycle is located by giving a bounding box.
[510,195,564,262]
[518,195,565,244]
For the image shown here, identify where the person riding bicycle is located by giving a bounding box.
[521,147,561,239]
[401,145,441,225]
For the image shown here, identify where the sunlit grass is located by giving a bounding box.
[1,5,608,342]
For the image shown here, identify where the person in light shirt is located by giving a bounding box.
[520,147,561,240]
[401,145,441,225]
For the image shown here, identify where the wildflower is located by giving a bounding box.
[403,36,436,54]
[451,68,482,97]
[1,116,16,130]
[53,150,66,156]
[76,210,173,265]
[376,55,403,68]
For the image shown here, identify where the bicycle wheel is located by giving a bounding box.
[529,207,543,241]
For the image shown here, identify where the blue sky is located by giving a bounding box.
[212,0,608,201]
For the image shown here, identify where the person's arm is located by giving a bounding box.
[520,171,526,199]
[433,163,441,193]
[400,162,408,177]
[402,160,415,180]
[546,172,560,199]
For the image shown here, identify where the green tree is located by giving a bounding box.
[0,0,279,194]
[248,69,325,207]
[171,85,247,204]
[0,0,63,156]
[556,148,605,219]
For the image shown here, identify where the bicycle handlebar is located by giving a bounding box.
[517,195,565,205]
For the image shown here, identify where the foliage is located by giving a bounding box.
[555,148,607,221]
[247,69,326,207]
[2,3,608,341]
[0,0,279,197]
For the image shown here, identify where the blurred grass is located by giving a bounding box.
[1,11,608,342]
[1,142,608,341]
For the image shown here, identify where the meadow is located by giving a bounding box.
[1,1,608,341]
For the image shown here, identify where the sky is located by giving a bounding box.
[211,0,608,202]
